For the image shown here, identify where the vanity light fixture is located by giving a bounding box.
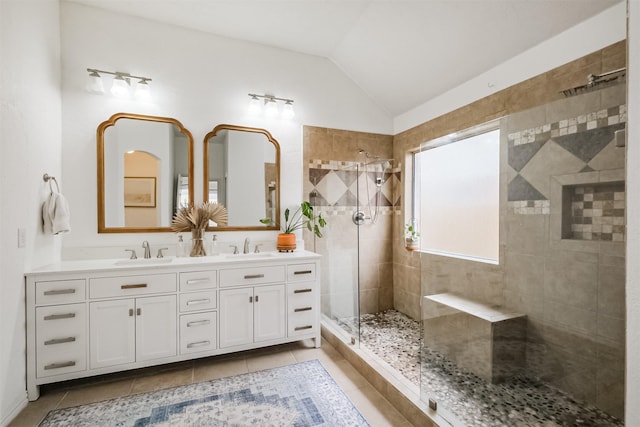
[247,93,295,119]
[86,70,105,94]
[86,68,153,101]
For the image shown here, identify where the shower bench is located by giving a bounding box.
[422,292,526,384]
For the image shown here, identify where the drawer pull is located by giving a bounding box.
[44,361,76,370]
[294,288,313,294]
[43,313,76,321]
[186,278,211,285]
[294,270,313,275]
[43,288,76,296]
[187,319,211,327]
[294,307,313,312]
[244,274,265,279]
[129,309,134,317]
[294,325,313,331]
[187,340,211,348]
[186,298,210,306]
[121,283,147,289]
[44,337,76,346]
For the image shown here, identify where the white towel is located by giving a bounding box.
[43,191,71,235]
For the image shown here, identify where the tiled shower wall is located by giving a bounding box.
[504,85,626,418]
[393,40,626,419]
[302,127,395,316]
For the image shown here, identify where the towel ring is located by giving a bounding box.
[43,173,60,193]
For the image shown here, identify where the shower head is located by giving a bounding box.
[561,67,626,97]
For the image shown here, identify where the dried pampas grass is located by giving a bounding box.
[171,202,228,232]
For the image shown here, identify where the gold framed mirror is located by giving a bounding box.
[97,112,194,233]
[203,124,280,231]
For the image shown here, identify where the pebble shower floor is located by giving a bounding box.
[355,310,622,427]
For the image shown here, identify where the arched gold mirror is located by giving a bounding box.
[203,124,280,230]
[97,113,194,233]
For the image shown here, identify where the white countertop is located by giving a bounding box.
[25,250,321,276]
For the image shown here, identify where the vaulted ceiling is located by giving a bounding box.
[69,0,622,116]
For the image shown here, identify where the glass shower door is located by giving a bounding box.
[310,162,361,345]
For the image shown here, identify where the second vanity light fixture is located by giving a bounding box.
[86,68,152,101]
[248,93,295,119]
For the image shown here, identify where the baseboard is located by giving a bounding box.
[1,393,28,427]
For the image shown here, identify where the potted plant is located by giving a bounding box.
[261,201,327,252]
[405,223,420,251]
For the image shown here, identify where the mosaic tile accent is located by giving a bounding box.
[308,159,401,211]
[507,105,626,146]
[569,183,625,241]
[341,310,622,427]
[507,104,626,214]
[507,200,550,215]
[39,360,369,427]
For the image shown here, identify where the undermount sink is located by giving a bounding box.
[114,258,174,266]
[224,252,277,260]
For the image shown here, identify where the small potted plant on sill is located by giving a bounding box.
[405,223,420,251]
[261,201,327,252]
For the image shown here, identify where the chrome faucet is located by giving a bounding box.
[243,237,250,254]
[142,240,151,259]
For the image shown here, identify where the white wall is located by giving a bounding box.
[60,1,392,257]
[394,2,627,134]
[626,1,639,423]
[0,1,62,425]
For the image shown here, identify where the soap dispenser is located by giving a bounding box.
[208,234,219,256]
[177,234,186,257]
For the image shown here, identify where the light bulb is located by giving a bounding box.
[134,79,152,101]
[281,101,295,119]
[264,98,278,117]
[111,75,130,98]
[86,71,105,94]
[248,95,261,114]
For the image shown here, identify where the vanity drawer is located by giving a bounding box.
[180,311,217,354]
[89,273,176,299]
[287,263,316,282]
[36,304,86,377]
[288,309,317,337]
[219,265,285,287]
[287,283,315,301]
[179,290,217,312]
[179,270,217,291]
[35,279,86,305]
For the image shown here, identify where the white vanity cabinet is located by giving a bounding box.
[88,273,178,369]
[25,251,321,401]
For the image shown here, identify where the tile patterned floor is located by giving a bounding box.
[358,310,624,427]
[9,340,412,427]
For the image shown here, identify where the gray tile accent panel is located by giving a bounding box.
[508,140,546,172]
[508,174,546,201]
[553,123,625,163]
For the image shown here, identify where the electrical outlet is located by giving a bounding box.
[18,228,26,248]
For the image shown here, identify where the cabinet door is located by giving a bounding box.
[254,284,285,343]
[136,295,177,362]
[219,288,253,348]
[90,299,135,369]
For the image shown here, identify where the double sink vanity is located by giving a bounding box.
[25,112,320,401]
[25,251,321,401]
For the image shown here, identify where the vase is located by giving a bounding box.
[277,233,296,252]
[190,228,206,257]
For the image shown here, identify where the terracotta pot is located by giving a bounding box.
[277,233,297,252]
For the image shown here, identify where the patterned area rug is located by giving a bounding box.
[39,360,369,426]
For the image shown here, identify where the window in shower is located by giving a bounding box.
[413,123,500,263]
